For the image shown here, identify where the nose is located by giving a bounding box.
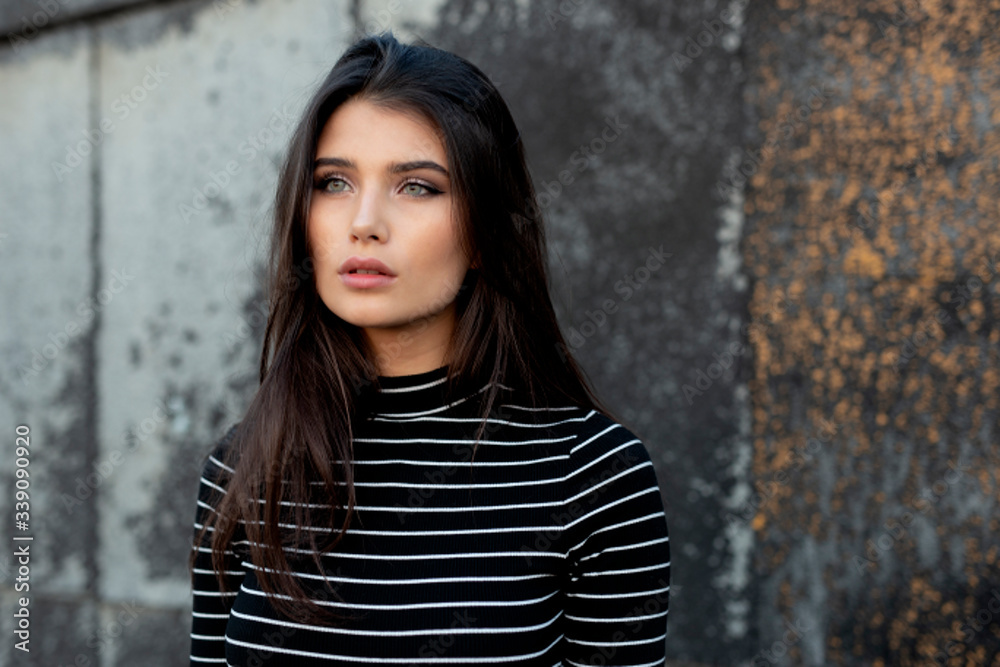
[348,185,389,242]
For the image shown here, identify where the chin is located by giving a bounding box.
[328,306,406,330]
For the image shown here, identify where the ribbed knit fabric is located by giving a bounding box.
[189,364,670,666]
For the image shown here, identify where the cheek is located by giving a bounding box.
[306,214,343,268]
[412,216,466,267]
[410,246,465,294]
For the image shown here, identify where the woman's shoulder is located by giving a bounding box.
[569,409,652,461]
[498,396,653,464]
[199,421,241,482]
[540,405,662,503]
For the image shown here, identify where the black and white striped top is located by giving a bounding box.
[189,364,670,666]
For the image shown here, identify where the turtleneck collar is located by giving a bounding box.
[368,364,490,417]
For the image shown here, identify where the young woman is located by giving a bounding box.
[189,30,670,667]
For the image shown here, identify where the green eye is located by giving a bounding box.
[321,177,347,193]
[402,180,442,197]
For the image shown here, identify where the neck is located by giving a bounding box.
[362,304,456,377]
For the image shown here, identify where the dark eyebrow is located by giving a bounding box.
[313,156,449,177]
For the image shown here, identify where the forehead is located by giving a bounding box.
[314,98,447,165]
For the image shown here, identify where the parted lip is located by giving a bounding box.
[338,256,396,276]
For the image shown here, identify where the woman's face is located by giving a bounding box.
[306,97,472,369]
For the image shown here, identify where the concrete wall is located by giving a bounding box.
[741,1,1000,664]
[0,0,996,665]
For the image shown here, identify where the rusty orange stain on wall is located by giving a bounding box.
[741,0,1000,662]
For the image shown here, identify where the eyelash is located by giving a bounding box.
[313,172,443,197]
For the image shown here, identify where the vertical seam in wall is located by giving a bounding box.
[86,24,102,599]
[351,0,362,35]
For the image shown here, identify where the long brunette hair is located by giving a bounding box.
[189,30,620,626]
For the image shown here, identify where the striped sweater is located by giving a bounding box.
[189,364,670,666]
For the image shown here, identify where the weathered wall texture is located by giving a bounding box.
[740,0,1000,665]
[0,0,996,665]
[0,1,355,665]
